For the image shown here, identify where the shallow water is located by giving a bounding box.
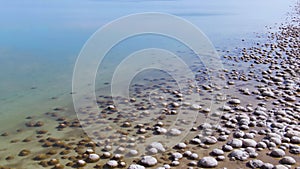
[0,0,293,117]
[0,0,296,167]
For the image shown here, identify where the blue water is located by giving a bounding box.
[0,0,295,129]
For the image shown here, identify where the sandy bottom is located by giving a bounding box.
[0,3,300,169]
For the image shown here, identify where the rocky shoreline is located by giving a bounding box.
[0,2,299,169]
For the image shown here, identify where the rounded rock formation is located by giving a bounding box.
[198,157,218,167]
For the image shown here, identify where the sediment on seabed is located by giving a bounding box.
[0,2,299,169]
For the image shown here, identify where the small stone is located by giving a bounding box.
[228,81,235,85]
[116,147,126,153]
[256,142,267,149]
[202,108,211,113]
[172,152,183,160]
[222,105,232,111]
[77,160,86,167]
[48,158,59,165]
[53,164,64,169]
[233,131,245,138]
[184,151,192,156]
[216,156,225,161]
[106,160,118,168]
[19,149,31,156]
[138,128,147,134]
[270,149,285,157]
[6,156,14,160]
[102,152,111,158]
[270,137,282,145]
[202,84,212,90]
[274,165,289,169]
[172,102,180,107]
[104,145,112,151]
[244,133,254,139]
[228,99,241,104]
[190,104,202,110]
[189,161,197,166]
[222,145,233,152]
[291,136,300,144]
[140,156,157,166]
[107,105,116,110]
[171,161,180,166]
[119,161,126,168]
[156,127,167,134]
[85,148,94,154]
[227,139,243,148]
[128,164,145,169]
[289,145,300,154]
[285,130,300,138]
[245,147,257,157]
[218,135,228,141]
[203,136,217,144]
[190,153,199,159]
[285,95,296,102]
[242,139,257,147]
[1,132,9,136]
[169,128,181,136]
[147,148,158,154]
[156,121,164,126]
[262,163,274,169]
[34,121,44,127]
[163,164,171,169]
[176,142,187,149]
[128,150,138,156]
[261,90,274,97]
[148,142,165,152]
[198,157,218,167]
[229,150,249,161]
[87,153,100,163]
[279,156,296,165]
[34,154,49,160]
[113,154,123,160]
[211,149,224,156]
[247,159,264,168]
[191,138,201,144]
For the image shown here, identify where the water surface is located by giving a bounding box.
[0,0,294,132]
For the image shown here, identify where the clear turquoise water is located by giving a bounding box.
[0,0,295,130]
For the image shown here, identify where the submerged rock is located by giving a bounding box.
[247,159,264,168]
[279,156,296,165]
[242,139,257,148]
[87,153,100,163]
[148,142,165,152]
[198,157,218,167]
[128,164,145,169]
[168,128,181,136]
[227,139,243,148]
[229,150,249,161]
[228,99,241,104]
[140,156,157,166]
[107,160,118,168]
[270,149,285,157]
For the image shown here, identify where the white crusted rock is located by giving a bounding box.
[198,157,218,167]
[169,128,181,136]
[229,150,249,161]
[128,164,145,169]
[140,156,157,167]
[106,160,118,168]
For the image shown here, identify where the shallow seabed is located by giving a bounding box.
[0,0,299,169]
